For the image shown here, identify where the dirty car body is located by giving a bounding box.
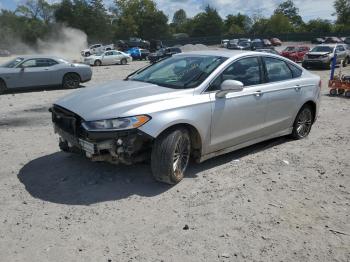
[51,51,321,184]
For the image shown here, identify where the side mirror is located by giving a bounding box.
[216,80,244,98]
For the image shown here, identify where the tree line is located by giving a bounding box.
[0,0,349,49]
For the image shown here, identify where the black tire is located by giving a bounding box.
[329,88,337,96]
[338,88,345,95]
[85,52,91,57]
[121,58,127,65]
[62,73,80,89]
[0,79,6,94]
[151,128,191,184]
[291,105,313,140]
[345,91,350,98]
[94,60,102,66]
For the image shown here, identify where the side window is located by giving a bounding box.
[264,57,293,82]
[288,63,303,78]
[337,45,345,51]
[20,59,37,68]
[208,57,261,91]
[36,59,57,67]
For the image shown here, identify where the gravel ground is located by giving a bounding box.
[0,49,349,262]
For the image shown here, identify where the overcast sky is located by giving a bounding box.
[1,0,336,22]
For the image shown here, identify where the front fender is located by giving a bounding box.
[138,100,212,155]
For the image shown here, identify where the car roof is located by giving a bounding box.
[14,54,63,60]
[178,50,267,58]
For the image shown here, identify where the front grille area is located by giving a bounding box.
[51,105,82,136]
[307,54,321,59]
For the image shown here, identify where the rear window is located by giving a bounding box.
[264,57,292,82]
[288,63,303,78]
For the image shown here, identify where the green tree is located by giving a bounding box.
[333,0,350,24]
[305,19,333,34]
[191,5,223,37]
[172,9,187,25]
[113,0,169,39]
[225,13,252,35]
[266,13,294,34]
[274,0,303,27]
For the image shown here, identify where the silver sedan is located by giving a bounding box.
[83,50,132,66]
[51,51,321,184]
[0,55,92,94]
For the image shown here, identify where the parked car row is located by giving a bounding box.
[223,38,282,50]
[311,36,350,44]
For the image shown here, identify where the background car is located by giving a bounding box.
[282,46,310,62]
[127,47,150,60]
[148,47,182,63]
[311,38,325,44]
[263,39,272,46]
[302,44,349,69]
[83,50,132,66]
[81,43,114,57]
[324,37,343,43]
[221,39,229,48]
[0,55,92,94]
[270,38,282,46]
[0,49,11,57]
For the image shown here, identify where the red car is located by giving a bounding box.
[281,46,310,62]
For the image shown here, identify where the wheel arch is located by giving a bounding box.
[63,72,81,82]
[155,123,203,161]
[300,100,317,123]
[0,77,7,87]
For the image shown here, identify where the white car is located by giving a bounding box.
[83,50,132,66]
[81,44,114,57]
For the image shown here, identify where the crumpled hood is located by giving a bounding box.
[307,51,332,56]
[54,80,182,121]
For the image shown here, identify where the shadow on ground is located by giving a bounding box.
[18,136,290,205]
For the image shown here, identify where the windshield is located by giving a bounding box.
[2,57,24,68]
[311,46,334,52]
[129,55,227,89]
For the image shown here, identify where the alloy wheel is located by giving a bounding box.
[172,136,190,180]
[296,109,312,138]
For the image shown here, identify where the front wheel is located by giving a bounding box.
[151,128,191,184]
[62,73,80,89]
[120,58,127,65]
[94,60,102,66]
[291,105,313,139]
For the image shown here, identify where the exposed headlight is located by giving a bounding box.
[82,115,150,131]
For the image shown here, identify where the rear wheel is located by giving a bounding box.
[62,73,80,89]
[151,128,191,184]
[94,60,102,66]
[121,58,127,65]
[0,79,6,94]
[329,88,337,96]
[291,105,313,139]
[345,91,350,98]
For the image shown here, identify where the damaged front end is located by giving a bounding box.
[50,105,153,165]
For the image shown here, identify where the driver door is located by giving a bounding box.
[208,56,268,153]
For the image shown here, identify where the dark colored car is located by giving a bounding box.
[228,40,251,50]
[344,37,350,44]
[148,47,182,63]
[250,39,266,50]
[270,38,282,46]
[311,38,325,44]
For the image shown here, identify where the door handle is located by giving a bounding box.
[254,90,263,97]
[294,85,302,91]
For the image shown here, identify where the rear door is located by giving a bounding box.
[208,56,268,152]
[335,45,347,63]
[261,56,303,134]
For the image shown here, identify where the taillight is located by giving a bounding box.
[319,80,322,89]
